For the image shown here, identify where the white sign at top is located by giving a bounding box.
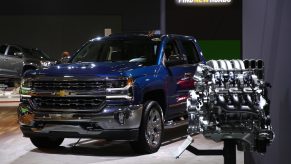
[176,0,232,6]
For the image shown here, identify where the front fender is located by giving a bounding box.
[132,75,165,105]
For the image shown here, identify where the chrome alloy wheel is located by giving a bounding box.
[145,108,162,147]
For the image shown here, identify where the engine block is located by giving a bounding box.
[187,59,274,153]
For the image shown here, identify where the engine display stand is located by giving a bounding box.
[175,136,237,164]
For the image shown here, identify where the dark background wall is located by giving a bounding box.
[166,0,242,60]
[0,15,122,59]
[166,0,242,40]
[243,0,291,163]
[0,0,160,59]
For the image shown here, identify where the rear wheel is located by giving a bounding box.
[30,137,64,149]
[130,101,164,154]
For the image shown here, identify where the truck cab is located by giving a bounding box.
[18,33,205,153]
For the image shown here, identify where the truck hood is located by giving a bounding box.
[28,62,143,77]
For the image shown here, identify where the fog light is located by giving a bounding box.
[19,113,35,125]
[18,105,34,125]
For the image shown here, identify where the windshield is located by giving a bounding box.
[71,38,160,65]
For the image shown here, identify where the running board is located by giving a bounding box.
[164,119,188,129]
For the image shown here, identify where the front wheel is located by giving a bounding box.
[130,101,164,154]
[30,137,64,149]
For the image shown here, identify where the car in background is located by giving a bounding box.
[0,44,54,82]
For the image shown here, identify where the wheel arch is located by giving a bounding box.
[22,65,37,75]
[143,89,166,121]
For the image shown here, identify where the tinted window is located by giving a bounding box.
[0,45,7,54]
[164,40,185,63]
[7,46,22,56]
[72,38,160,65]
[181,40,201,64]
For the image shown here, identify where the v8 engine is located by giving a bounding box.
[187,59,274,153]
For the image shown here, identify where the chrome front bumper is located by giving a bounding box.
[19,104,143,140]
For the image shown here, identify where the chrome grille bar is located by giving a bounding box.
[32,81,106,90]
[32,97,106,112]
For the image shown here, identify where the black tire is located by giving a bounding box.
[130,101,164,154]
[30,137,64,149]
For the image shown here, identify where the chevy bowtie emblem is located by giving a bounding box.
[56,90,69,97]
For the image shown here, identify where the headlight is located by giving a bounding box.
[20,79,32,96]
[106,79,127,88]
[106,77,134,100]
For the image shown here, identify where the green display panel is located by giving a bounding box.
[199,40,241,60]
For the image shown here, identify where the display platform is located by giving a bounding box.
[0,86,20,107]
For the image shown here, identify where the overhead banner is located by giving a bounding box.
[175,0,232,6]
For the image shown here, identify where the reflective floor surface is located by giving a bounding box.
[0,107,243,164]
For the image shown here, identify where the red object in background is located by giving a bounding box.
[176,77,196,103]
[177,78,196,90]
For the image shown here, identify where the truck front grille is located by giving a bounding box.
[32,81,106,90]
[32,97,106,112]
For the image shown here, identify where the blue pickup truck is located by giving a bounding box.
[18,33,206,153]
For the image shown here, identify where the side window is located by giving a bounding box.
[164,40,184,63]
[0,45,7,55]
[7,46,22,56]
[181,40,201,64]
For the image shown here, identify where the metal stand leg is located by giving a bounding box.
[223,140,236,164]
[175,136,237,164]
[186,146,223,156]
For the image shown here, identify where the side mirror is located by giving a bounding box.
[14,52,23,58]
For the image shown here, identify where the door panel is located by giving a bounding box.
[3,46,23,77]
[0,54,9,77]
[163,38,198,119]
[165,64,197,119]
[0,45,16,78]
